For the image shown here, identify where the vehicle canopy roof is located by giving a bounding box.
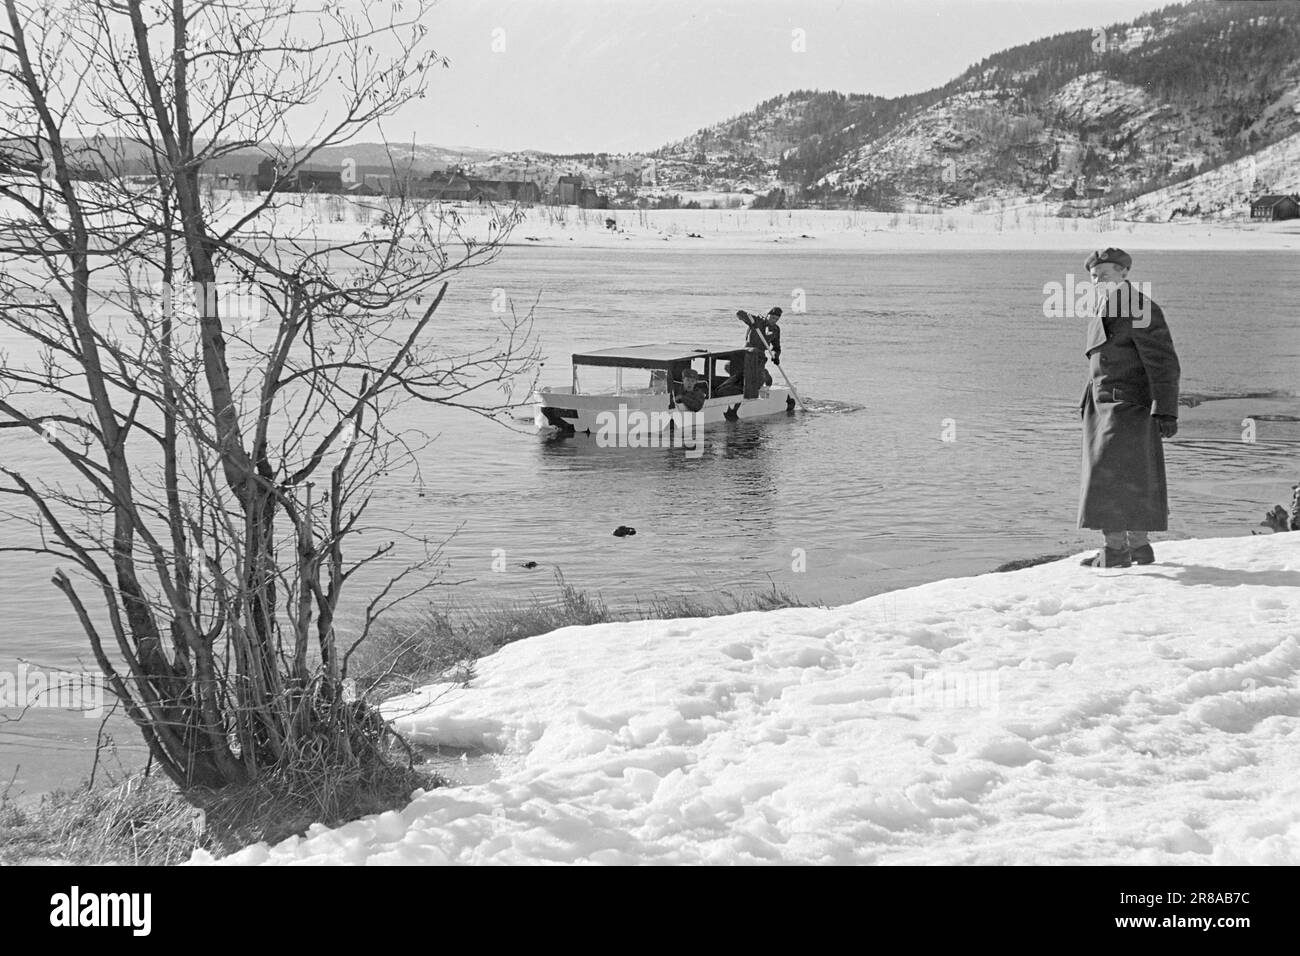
[571,343,746,369]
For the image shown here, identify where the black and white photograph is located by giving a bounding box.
[0,0,1295,899]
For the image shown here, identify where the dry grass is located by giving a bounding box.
[350,573,812,700]
[0,698,440,865]
[1,774,208,866]
[0,757,439,866]
[634,584,812,619]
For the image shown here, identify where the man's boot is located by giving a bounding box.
[1080,547,1132,568]
[1130,544,1155,565]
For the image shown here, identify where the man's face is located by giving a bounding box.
[1089,262,1128,289]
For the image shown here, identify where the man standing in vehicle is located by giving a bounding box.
[736,306,782,392]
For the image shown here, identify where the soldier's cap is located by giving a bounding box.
[768,306,783,318]
[1085,247,1132,270]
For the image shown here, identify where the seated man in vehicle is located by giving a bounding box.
[675,368,709,411]
[713,359,744,397]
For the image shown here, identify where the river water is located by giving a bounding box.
[2,246,1296,793]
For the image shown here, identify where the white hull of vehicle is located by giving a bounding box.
[533,385,794,435]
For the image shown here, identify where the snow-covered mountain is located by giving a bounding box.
[654,0,1300,214]
[40,1,1300,218]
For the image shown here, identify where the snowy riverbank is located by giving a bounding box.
[196,533,1300,865]
[8,185,1300,253]
[95,186,1298,253]
[481,205,1300,252]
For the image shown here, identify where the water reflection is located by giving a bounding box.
[535,411,789,536]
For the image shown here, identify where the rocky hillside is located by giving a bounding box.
[1117,128,1300,221]
[654,0,1300,212]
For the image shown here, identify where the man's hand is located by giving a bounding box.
[772,356,780,366]
[1154,414,1178,438]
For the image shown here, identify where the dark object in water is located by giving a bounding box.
[1252,482,1299,535]
[520,561,538,569]
[613,526,636,537]
[1256,505,1292,534]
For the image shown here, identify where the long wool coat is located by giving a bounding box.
[1077,282,1181,531]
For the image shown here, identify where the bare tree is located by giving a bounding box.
[0,0,538,792]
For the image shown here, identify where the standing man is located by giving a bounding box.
[736,306,783,388]
[1077,248,1181,568]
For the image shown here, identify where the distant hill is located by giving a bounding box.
[1,138,500,177]
[653,0,1300,212]
[12,0,1300,218]
[200,142,501,176]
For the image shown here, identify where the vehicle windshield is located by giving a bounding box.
[570,353,747,398]
[573,361,705,396]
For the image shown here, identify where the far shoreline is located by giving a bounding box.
[491,208,1300,253]
[204,191,1300,254]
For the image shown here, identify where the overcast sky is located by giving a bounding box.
[376,0,1181,153]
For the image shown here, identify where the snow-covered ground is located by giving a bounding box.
[277,196,1299,251]
[197,533,1300,865]
[5,183,1299,253]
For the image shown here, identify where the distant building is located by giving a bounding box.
[295,168,343,192]
[469,179,542,203]
[555,174,583,205]
[256,158,278,191]
[256,157,343,193]
[1250,194,1300,221]
[257,157,400,195]
[421,171,474,201]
